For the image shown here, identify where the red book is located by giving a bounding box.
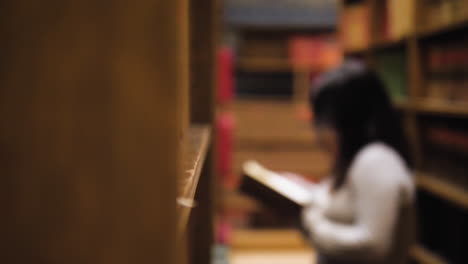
[217,46,234,105]
[216,112,235,186]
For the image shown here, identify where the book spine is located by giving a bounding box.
[341,3,370,51]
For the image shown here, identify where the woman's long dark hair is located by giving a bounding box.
[310,60,412,190]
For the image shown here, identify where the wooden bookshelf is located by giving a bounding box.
[411,245,448,264]
[416,172,468,210]
[0,0,216,263]
[0,1,210,263]
[340,1,468,262]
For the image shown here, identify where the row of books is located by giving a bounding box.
[378,0,415,40]
[422,117,468,188]
[288,35,342,70]
[426,41,468,102]
[341,0,415,51]
[340,2,370,51]
[427,42,468,74]
[341,0,468,51]
[426,79,468,102]
[417,189,468,263]
[422,0,468,32]
[238,33,342,74]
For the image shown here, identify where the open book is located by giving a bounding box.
[240,160,315,218]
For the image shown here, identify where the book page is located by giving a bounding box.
[243,161,313,206]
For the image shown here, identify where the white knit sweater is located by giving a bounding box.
[302,143,416,264]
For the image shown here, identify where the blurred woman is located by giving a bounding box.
[302,60,415,264]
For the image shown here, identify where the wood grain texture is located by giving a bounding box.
[0,0,188,263]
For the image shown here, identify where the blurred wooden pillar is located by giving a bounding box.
[0,0,188,263]
[189,0,219,263]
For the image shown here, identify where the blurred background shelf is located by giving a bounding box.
[393,100,411,111]
[413,99,468,117]
[234,100,314,145]
[371,37,407,51]
[416,172,468,210]
[233,100,328,178]
[344,48,368,56]
[411,244,448,264]
[237,58,292,72]
[344,38,406,56]
[417,18,468,39]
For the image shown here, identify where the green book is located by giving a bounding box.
[376,50,408,103]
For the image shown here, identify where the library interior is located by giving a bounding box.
[1,0,468,263]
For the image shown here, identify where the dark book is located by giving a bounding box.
[239,160,313,220]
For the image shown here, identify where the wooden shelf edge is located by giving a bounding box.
[344,37,407,56]
[344,47,368,56]
[177,124,211,234]
[343,19,468,53]
[393,100,410,110]
[413,99,468,117]
[416,171,468,210]
[410,245,448,264]
[371,37,407,51]
[184,124,211,200]
[237,57,292,72]
[417,18,468,39]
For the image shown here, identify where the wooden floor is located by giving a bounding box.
[229,229,316,264]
